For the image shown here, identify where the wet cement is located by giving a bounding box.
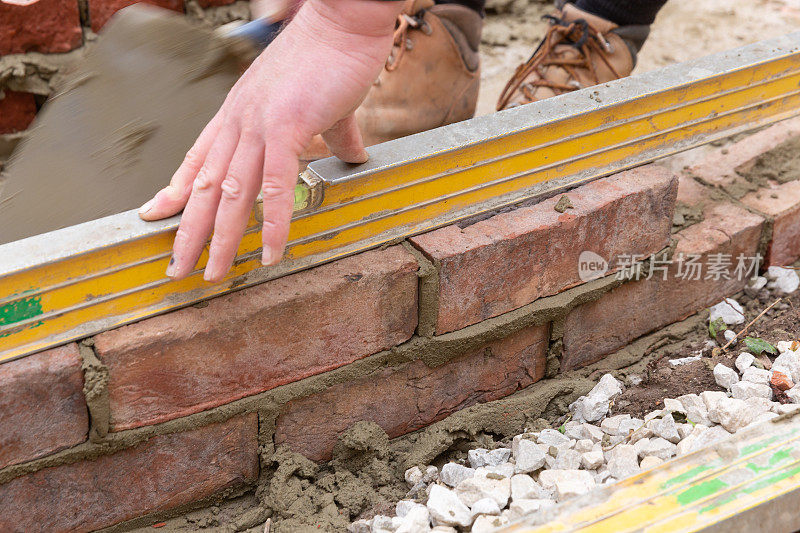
[0,5,249,244]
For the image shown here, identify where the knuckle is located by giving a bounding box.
[192,167,215,194]
[183,146,204,171]
[260,181,289,201]
[220,175,243,201]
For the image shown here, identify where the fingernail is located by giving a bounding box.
[203,265,216,282]
[165,256,177,277]
[262,247,283,266]
[139,198,155,216]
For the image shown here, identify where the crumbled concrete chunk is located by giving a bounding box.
[641,437,677,461]
[514,438,547,474]
[581,449,605,470]
[708,398,756,432]
[766,266,800,294]
[714,363,739,390]
[639,456,664,470]
[440,463,475,488]
[538,469,596,500]
[742,367,770,384]
[731,381,772,400]
[427,485,472,528]
[455,471,511,508]
[709,299,745,325]
[735,352,755,373]
[468,448,511,469]
[605,444,640,479]
[648,415,681,443]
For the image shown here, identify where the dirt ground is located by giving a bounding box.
[476,0,800,115]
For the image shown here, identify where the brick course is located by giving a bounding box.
[95,246,418,431]
[0,0,82,54]
[275,324,549,461]
[410,165,677,334]
[0,414,257,533]
[0,344,88,469]
[562,203,764,370]
[742,180,800,266]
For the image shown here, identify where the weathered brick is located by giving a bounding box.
[275,324,549,462]
[0,91,37,134]
[0,0,82,54]
[689,118,800,197]
[0,415,257,533]
[95,246,418,431]
[410,166,677,334]
[562,203,764,370]
[0,344,88,469]
[742,180,800,266]
[88,0,184,31]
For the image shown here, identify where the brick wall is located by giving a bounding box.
[2,118,800,530]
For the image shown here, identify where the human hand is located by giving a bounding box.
[138,0,403,282]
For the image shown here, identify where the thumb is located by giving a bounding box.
[321,113,369,164]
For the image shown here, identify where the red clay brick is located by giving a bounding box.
[0,91,37,134]
[741,180,800,266]
[275,324,549,461]
[95,246,418,431]
[689,117,800,195]
[410,166,677,334]
[89,0,184,31]
[0,414,257,533]
[0,344,88,469]
[0,0,82,54]
[562,203,764,370]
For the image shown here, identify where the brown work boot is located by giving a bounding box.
[496,3,649,110]
[302,0,482,160]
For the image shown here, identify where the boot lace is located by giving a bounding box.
[496,14,622,110]
[385,11,431,72]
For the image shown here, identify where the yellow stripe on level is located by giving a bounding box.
[3,36,800,362]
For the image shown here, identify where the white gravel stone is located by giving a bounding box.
[536,429,572,449]
[629,426,653,444]
[644,410,664,423]
[396,501,425,519]
[773,351,800,383]
[663,398,685,413]
[349,519,372,533]
[772,403,800,415]
[708,398,755,432]
[744,397,773,416]
[471,514,508,533]
[642,437,677,461]
[701,391,729,412]
[742,367,770,384]
[648,415,681,443]
[427,485,472,528]
[633,438,650,458]
[395,506,431,533]
[469,448,511,469]
[405,466,424,487]
[581,449,605,470]
[677,394,712,426]
[554,448,582,470]
[563,421,585,440]
[574,439,594,453]
[455,471,511,508]
[538,469,596,500]
[786,384,800,403]
[724,330,737,344]
[677,423,694,440]
[605,445,640,479]
[777,341,798,354]
[594,468,612,484]
[510,474,550,501]
[735,352,755,373]
[514,439,547,474]
[669,355,702,367]
[583,423,605,442]
[601,414,631,436]
[431,528,457,533]
[714,363,739,390]
[766,266,800,294]
[572,374,623,422]
[471,497,501,516]
[709,299,745,325]
[440,463,475,488]
[640,456,664,470]
[731,381,772,400]
[508,499,555,519]
[370,516,395,532]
